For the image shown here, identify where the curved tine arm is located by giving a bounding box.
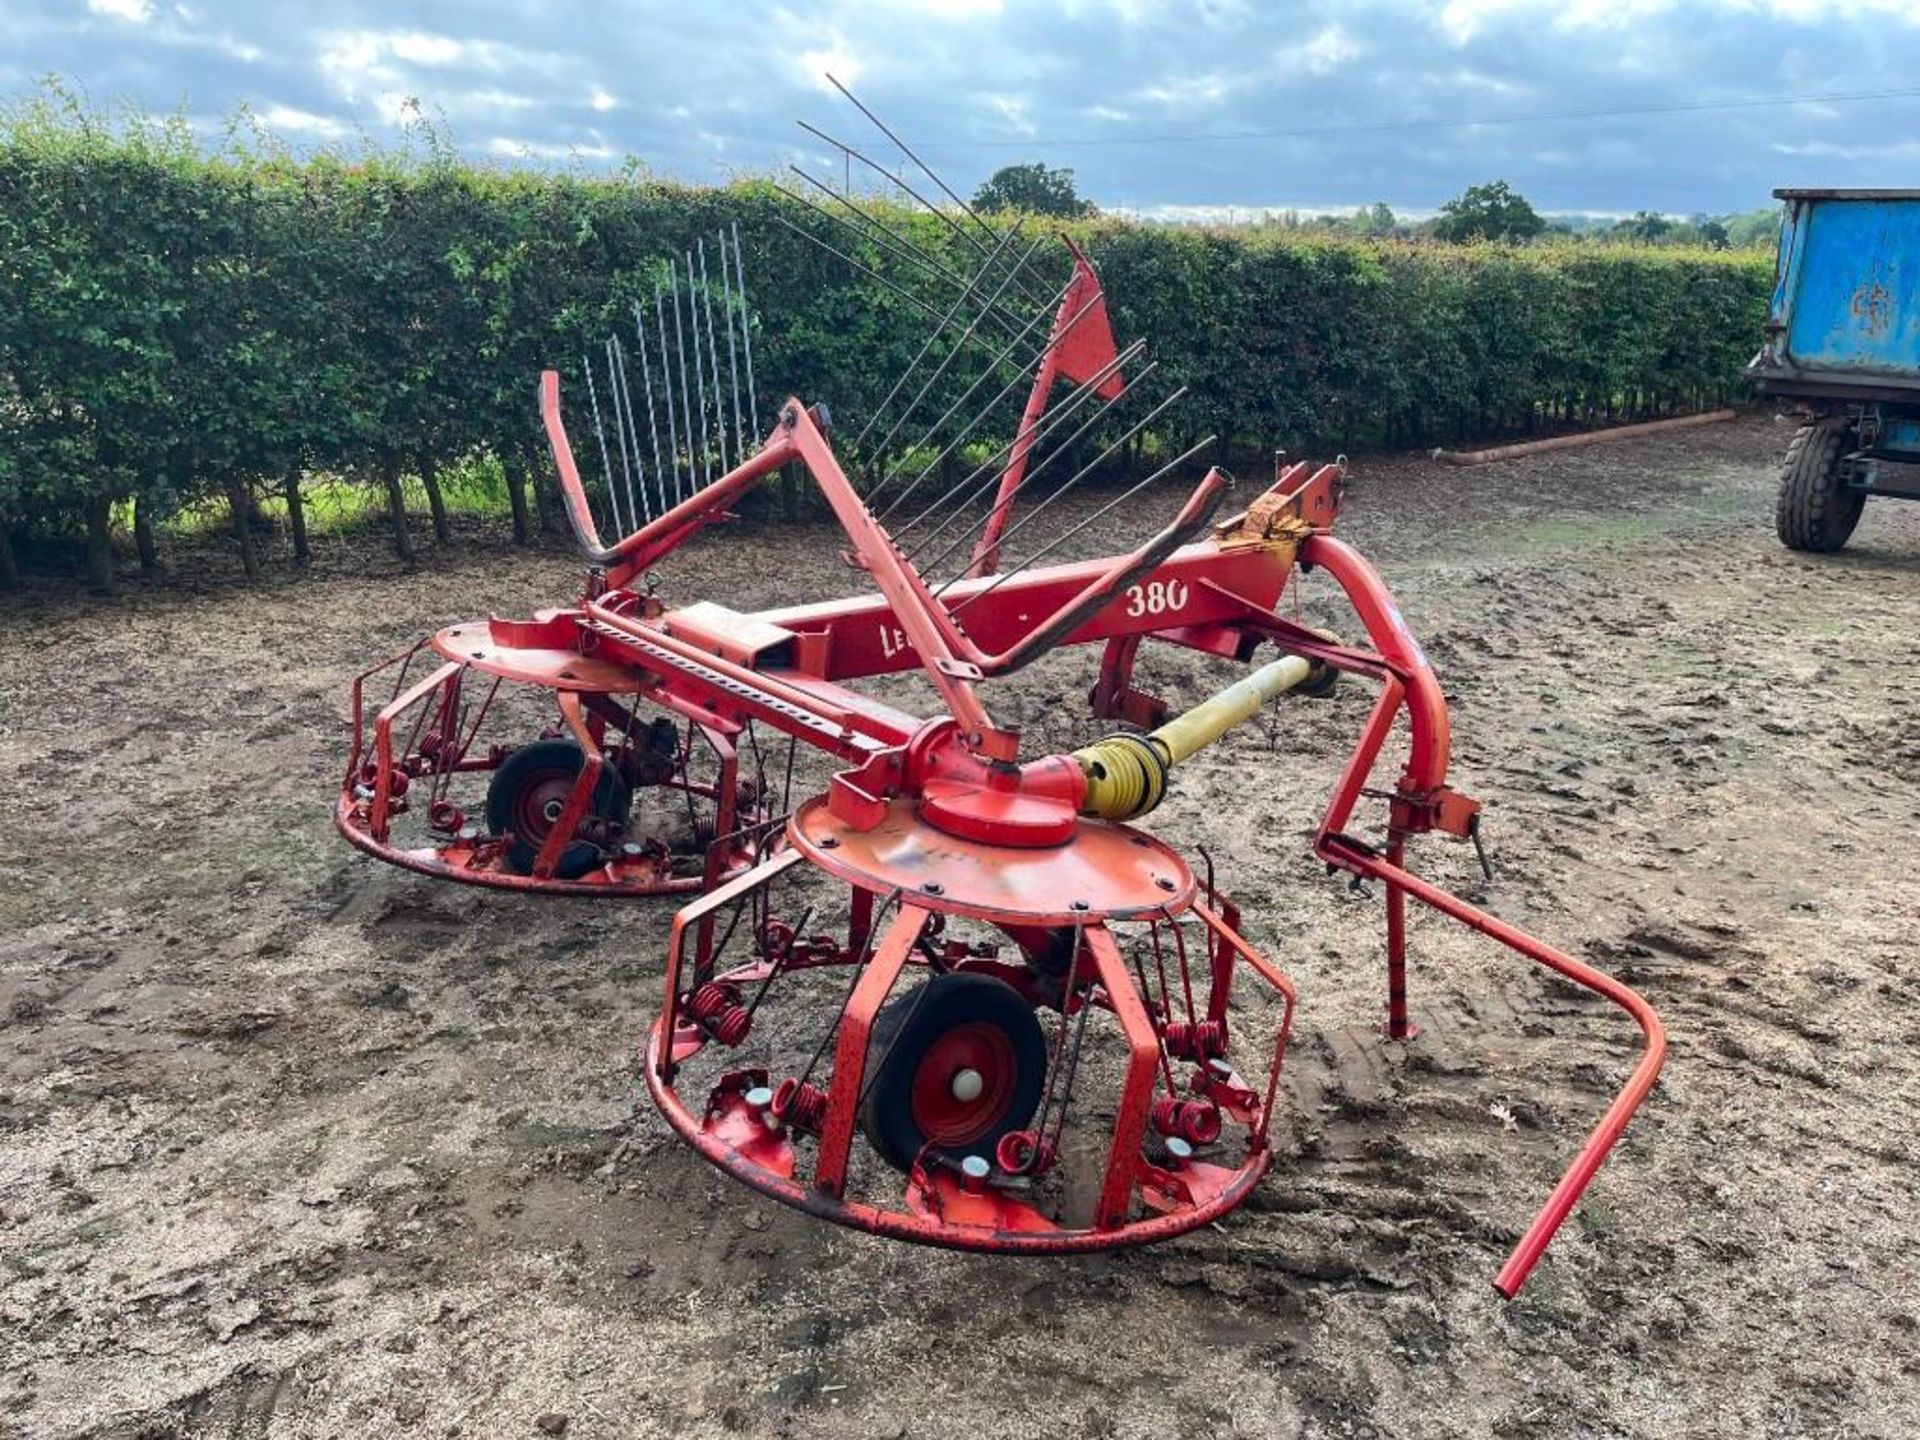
[539,370,795,572]
[1318,834,1668,1299]
[963,469,1231,677]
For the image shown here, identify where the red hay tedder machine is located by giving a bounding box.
[336,89,1665,1298]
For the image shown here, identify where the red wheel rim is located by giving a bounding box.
[909,1020,1019,1147]
[511,768,576,843]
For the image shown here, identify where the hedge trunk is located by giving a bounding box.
[503,454,532,546]
[531,460,557,534]
[380,451,415,562]
[284,470,310,565]
[133,492,159,576]
[84,492,115,594]
[420,456,452,545]
[227,481,261,582]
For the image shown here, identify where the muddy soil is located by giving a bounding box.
[3,416,1917,1439]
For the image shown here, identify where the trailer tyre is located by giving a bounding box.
[1776,418,1863,553]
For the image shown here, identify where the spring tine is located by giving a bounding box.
[692,242,716,476]
[607,338,639,532]
[716,229,746,465]
[832,80,1052,305]
[902,353,1152,568]
[656,282,684,507]
[671,260,697,496]
[796,117,1046,311]
[824,76,1019,248]
[780,169,1030,344]
[849,251,989,461]
[910,371,1152,580]
[582,354,617,537]
[949,428,1213,612]
[773,211,986,340]
[901,343,1149,547]
[853,224,1030,461]
[731,220,758,446]
[691,253,721,491]
[941,386,1192,595]
[601,342,627,534]
[633,302,669,517]
[868,283,1090,524]
[697,238,729,475]
[611,334,648,524]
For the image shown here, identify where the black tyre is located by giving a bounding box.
[1776,418,1863,553]
[858,973,1048,1172]
[486,739,632,879]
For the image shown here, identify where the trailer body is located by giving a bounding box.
[1749,190,1920,547]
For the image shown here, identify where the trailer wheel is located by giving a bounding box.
[858,973,1047,1173]
[1776,418,1863,553]
[487,739,632,878]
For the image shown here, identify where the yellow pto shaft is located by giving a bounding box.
[1074,655,1313,821]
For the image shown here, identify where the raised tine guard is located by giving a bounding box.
[341,102,1666,1298]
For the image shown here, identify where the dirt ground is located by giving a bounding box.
[3,415,1918,1440]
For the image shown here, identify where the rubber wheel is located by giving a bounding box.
[486,739,632,879]
[858,973,1048,1172]
[1776,419,1863,553]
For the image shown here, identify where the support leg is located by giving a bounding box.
[1384,836,1419,1040]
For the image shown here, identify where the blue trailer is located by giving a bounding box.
[1747,188,1920,551]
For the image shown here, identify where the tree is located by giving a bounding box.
[971,163,1095,218]
[1431,181,1544,243]
[1616,210,1674,243]
[1354,201,1396,236]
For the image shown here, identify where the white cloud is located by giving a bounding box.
[86,0,154,20]
[388,32,468,66]
[1772,137,1920,158]
[486,135,615,161]
[982,93,1036,136]
[259,102,346,136]
[1281,25,1360,77]
[795,39,862,91]
[589,85,618,112]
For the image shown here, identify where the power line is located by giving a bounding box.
[909,85,1920,152]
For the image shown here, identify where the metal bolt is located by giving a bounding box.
[1155,876,1176,892]
[1165,1136,1193,1166]
[923,881,945,895]
[745,1085,774,1110]
[819,836,839,849]
[1070,899,1090,912]
[959,1154,991,1192]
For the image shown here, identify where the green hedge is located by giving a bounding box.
[0,98,1773,590]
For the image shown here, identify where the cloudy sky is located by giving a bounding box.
[7,0,1919,218]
